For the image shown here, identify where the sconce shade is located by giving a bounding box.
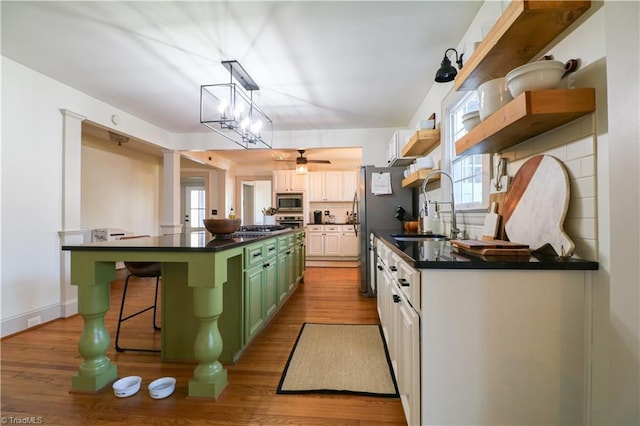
[435,56,458,82]
[435,48,463,83]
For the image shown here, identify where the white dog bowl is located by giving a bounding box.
[506,60,565,98]
[112,376,142,398]
[461,111,481,132]
[478,77,513,121]
[148,377,176,399]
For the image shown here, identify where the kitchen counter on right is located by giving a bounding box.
[376,232,599,270]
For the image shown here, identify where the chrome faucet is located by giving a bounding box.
[420,170,461,240]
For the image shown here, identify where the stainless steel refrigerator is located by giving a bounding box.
[355,165,413,297]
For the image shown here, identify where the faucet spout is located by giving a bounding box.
[420,170,461,240]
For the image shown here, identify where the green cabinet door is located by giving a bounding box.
[277,252,289,304]
[264,259,277,317]
[244,265,264,341]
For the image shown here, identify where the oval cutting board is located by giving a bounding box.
[503,155,574,257]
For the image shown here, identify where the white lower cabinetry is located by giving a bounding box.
[376,237,420,426]
[306,225,359,260]
[376,235,593,426]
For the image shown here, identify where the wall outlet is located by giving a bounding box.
[27,315,41,328]
[211,209,217,216]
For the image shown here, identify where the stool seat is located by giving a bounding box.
[115,261,161,353]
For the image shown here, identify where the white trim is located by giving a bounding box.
[1,303,66,338]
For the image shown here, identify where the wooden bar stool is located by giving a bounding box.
[115,237,161,353]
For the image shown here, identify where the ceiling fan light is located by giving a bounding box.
[296,163,308,174]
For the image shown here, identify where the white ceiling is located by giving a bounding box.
[2,1,482,168]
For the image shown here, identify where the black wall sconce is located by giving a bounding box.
[435,48,464,83]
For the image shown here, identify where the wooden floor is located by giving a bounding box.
[1,267,406,425]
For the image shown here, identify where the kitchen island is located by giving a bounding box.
[62,229,305,399]
[373,231,598,425]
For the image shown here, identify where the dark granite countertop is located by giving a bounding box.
[375,231,599,271]
[62,229,300,253]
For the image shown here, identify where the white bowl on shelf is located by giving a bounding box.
[112,376,142,398]
[461,111,481,132]
[505,60,565,98]
[478,77,513,121]
[415,156,434,170]
[148,377,176,399]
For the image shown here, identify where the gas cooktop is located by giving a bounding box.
[232,224,290,237]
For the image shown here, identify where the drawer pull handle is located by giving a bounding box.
[399,278,410,287]
[253,252,261,258]
[390,266,397,272]
[377,265,383,271]
[392,294,401,303]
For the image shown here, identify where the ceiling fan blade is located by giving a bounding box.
[307,160,331,164]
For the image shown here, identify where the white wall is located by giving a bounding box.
[0,57,174,336]
[82,136,162,235]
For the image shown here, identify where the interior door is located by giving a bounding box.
[182,183,206,231]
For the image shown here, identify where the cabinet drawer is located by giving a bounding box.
[264,240,278,258]
[307,225,323,232]
[244,243,265,268]
[277,235,290,253]
[398,261,420,312]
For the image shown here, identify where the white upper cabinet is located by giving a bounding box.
[273,170,307,192]
[309,171,358,202]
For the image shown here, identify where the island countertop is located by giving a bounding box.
[62,229,298,253]
[375,231,598,271]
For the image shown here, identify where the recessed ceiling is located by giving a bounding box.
[1,1,482,134]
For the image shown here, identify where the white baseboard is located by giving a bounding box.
[1,303,70,338]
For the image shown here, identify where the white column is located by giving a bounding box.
[59,109,87,317]
[161,150,183,234]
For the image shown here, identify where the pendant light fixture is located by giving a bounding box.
[434,48,464,83]
[200,60,273,149]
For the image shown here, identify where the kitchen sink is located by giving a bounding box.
[391,233,449,242]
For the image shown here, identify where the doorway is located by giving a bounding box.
[182,178,206,231]
[242,183,255,225]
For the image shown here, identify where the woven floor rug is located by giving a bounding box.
[277,323,399,397]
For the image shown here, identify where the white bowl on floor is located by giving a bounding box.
[148,377,176,399]
[113,376,142,398]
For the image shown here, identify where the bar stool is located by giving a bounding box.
[115,259,162,353]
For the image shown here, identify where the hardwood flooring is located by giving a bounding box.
[1,267,406,425]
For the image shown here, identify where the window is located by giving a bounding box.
[442,90,490,210]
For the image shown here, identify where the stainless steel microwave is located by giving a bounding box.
[275,193,303,212]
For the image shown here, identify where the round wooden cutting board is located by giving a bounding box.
[503,155,575,257]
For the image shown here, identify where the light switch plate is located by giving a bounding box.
[490,176,510,194]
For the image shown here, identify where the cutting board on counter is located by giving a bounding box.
[450,239,530,256]
[502,155,575,257]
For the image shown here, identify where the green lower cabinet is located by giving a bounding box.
[264,259,277,317]
[244,264,265,342]
[277,252,289,305]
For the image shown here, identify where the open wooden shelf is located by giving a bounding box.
[454,0,591,91]
[402,169,441,188]
[455,88,595,156]
[401,129,440,158]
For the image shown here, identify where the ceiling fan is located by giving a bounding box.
[275,149,331,166]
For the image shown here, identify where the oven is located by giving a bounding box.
[276,214,304,229]
[275,192,303,212]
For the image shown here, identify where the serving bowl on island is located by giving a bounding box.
[203,218,241,238]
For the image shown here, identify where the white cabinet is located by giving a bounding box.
[273,170,307,192]
[387,129,417,167]
[305,225,343,259]
[339,225,360,258]
[376,237,420,426]
[308,171,358,202]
